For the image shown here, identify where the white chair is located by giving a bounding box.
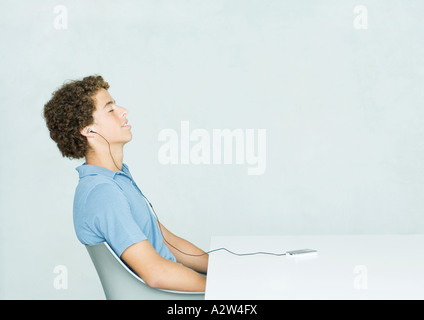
[86,242,205,300]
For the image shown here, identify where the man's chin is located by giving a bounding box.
[124,133,133,144]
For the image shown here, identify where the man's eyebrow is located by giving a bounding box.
[103,100,115,109]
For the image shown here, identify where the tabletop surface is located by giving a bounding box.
[205,234,424,299]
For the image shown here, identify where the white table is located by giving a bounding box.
[205,235,424,299]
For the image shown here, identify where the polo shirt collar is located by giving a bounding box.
[76,163,130,179]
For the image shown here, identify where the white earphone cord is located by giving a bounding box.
[146,199,287,257]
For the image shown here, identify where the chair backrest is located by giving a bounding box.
[86,242,205,300]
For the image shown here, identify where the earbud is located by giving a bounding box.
[88,128,96,134]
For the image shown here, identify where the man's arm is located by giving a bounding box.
[120,240,206,292]
[157,222,209,274]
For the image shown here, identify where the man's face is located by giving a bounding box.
[91,88,132,145]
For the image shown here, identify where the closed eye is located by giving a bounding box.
[103,99,116,112]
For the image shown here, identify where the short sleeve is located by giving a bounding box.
[84,183,147,257]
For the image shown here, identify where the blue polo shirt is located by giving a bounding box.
[73,163,176,261]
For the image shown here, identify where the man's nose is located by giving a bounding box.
[117,105,128,117]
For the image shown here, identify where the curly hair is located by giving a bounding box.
[43,75,109,159]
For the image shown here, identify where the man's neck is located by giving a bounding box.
[85,145,124,172]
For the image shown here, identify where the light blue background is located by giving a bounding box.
[0,0,423,299]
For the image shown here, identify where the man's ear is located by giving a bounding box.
[80,126,96,137]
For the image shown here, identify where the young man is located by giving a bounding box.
[44,75,208,292]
